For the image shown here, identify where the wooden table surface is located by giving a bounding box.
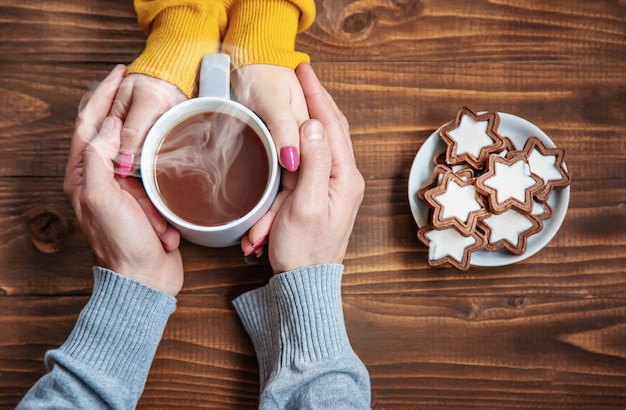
[1,0,625,408]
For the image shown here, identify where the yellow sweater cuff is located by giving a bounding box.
[223,0,315,69]
[127,6,224,97]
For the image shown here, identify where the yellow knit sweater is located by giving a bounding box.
[127,0,316,97]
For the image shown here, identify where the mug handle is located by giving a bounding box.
[199,53,231,100]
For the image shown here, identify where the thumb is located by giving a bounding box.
[292,120,331,203]
[83,116,122,192]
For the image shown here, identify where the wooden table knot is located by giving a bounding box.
[337,0,424,40]
[507,296,529,309]
[26,211,68,254]
[341,10,376,35]
[390,0,423,12]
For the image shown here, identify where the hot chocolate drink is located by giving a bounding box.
[154,112,269,226]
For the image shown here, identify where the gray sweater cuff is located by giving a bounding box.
[232,263,350,389]
[47,267,176,399]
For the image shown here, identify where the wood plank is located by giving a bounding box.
[1,175,624,296]
[1,0,625,408]
[3,294,626,408]
[0,295,259,409]
[304,0,626,63]
[2,1,624,64]
[345,294,626,409]
[0,63,114,177]
[0,174,271,296]
[0,0,143,63]
[1,61,625,179]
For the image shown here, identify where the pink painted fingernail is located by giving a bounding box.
[162,242,172,253]
[116,151,135,178]
[280,146,299,172]
[244,236,267,257]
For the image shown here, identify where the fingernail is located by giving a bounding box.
[304,120,324,140]
[116,151,135,178]
[162,242,172,253]
[244,236,266,257]
[101,116,115,133]
[280,146,299,172]
[244,252,268,265]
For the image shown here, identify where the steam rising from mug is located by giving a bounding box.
[154,110,269,226]
[141,54,280,248]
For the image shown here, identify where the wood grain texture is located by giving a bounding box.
[1,175,624,297]
[304,0,626,62]
[1,0,625,408]
[2,60,625,179]
[4,294,626,408]
[0,0,143,63]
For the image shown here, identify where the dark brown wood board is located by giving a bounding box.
[1,0,625,408]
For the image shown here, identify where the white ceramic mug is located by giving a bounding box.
[141,53,280,247]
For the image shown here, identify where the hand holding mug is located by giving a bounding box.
[109,73,187,177]
[266,63,365,273]
[232,64,310,173]
[64,65,184,297]
[141,54,281,248]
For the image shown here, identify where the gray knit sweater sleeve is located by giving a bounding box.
[18,264,370,409]
[17,267,176,409]
[232,263,371,409]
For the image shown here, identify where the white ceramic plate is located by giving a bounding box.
[408,112,570,267]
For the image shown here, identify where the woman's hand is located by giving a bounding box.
[234,64,312,257]
[232,64,310,173]
[109,73,186,177]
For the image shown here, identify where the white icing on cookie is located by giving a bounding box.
[531,200,545,216]
[527,148,562,183]
[451,163,471,173]
[484,159,537,204]
[483,209,534,245]
[426,228,477,262]
[447,114,495,158]
[435,179,482,222]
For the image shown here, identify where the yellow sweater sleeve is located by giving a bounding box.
[128,0,315,96]
[127,0,227,97]
[222,0,316,69]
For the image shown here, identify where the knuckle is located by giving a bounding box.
[120,125,143,147]
[109,99,125,117]
[308,147,331,166]
[62,179,72,199]
[121,125,140,139]
[81,188,102,210]
[292,200,327,224]
[74,112,89,131]
[338,113,350,131]
[269,117,299,140]
[354,172,365,198]
[340,168,365,204]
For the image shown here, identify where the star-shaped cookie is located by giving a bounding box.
[531,199,553,220]
[478,209,542,255]
[520,136,570,202]
[439,106,505,169]
[417,224,484,271]
[476,153,544,214]
[424,171,488,235]
[417,164,451,201]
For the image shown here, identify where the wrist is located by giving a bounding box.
[233,263,349,389]
[223,0,310,69]
[128,6,223,97]
[50,267,176,392]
